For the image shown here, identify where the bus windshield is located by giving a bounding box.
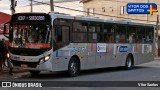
[10,24,51,49]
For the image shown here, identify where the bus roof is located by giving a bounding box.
[11,12,154,27]
[49,12,154,27]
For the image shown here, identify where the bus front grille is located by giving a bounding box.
[11,60,39,68]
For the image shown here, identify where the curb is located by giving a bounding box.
[154,57,160,60]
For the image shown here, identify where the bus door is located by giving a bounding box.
[53,25,70,70]
[53,25,70,51]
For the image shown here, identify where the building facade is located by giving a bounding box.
[81,0,160,24]
[81,0,160,56]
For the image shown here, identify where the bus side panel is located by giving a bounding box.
[106,43,118,67]
[135,44,154,65]
[73,43,88,70]
[87,43,96,69]
[52,50,70,71]
[141,44,154,64]
[111,44,129,67]
[75,43,88,70]
[78,43,90,70]
[79,54,88,70]
[95,43,108,68]
[132,44,138,65]
[52,43,89,71]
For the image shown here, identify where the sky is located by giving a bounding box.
[0,0,50,14]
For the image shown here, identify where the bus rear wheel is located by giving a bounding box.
[29,70,40,75]
[125,55,133,70]
[67,57,79,77]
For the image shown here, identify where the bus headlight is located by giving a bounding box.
[39,55,50,64]
[44,55,50,61]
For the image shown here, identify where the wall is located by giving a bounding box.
[83,0,160,24]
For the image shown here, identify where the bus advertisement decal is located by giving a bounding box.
[142,44,152,53]
[119,46,128,52]
[56,50,63,58]
[72,47,79,53]
[96,43,107,53]
[72,47,86,54]
[130,44,133,49]
[13,56,20,60]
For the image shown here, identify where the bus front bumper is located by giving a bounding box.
[11,59,53,71]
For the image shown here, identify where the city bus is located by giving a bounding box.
[3,12,154,77]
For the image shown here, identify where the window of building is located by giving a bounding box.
[120,6,125,15]
[87,8,94,16]
[102,7,105,12]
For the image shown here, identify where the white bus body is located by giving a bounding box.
[4,13,154,76]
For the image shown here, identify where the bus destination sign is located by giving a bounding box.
[11,13,51,23]
[18,16,45,21]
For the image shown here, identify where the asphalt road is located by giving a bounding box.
[0,60,160,90]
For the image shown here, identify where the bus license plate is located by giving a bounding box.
[21,64,28,68]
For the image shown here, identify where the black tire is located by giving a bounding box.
[29,70,40,75]
[67,57,79,77]
[125,55,133,70]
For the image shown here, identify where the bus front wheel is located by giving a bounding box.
[29,70,40,75]
[67,57,79,77]
[125,55,133,70]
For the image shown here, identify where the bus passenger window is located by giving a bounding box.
[146,27,153,43]
[89,33,97,42]
[72,33,87,42]
[109,35,114,42]
[97,34,103,42]
[119,34,125,43]
[128,34,135,43]
[115,34,120,43]
[104,34,114,43]
[104,35,109,42]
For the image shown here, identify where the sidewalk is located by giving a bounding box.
[0,66,27,75]
[154,57,160,60]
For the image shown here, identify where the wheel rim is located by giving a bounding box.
[70,62,77,74]
[127,58,132,68]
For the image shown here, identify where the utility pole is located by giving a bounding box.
[50,0,54,11]
[10,0,17,14]
[30,0,33,12]
[156,15,159,57]
[146,0,149,23]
